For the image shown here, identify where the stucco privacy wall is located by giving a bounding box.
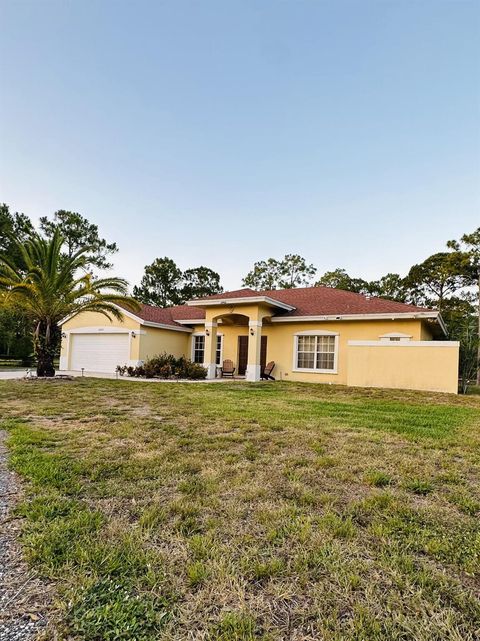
[190,319,430,385]
[347,341,459,393]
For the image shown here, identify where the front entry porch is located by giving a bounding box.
[203,316,267,382]
[186,297,287,382]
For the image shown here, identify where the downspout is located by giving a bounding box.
[436,312,448,338]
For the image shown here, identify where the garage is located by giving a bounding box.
[69,332,130,373]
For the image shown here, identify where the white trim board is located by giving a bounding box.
[294,330,338,336]
[60,304,192,333]
[142,320,192,333]
[191,331,224,336]
[186,295,295,312]
[272,311,446,335]
[272,311,440,322]
[175,318,206,325]
[63,327,146,335]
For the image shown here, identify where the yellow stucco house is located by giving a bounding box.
[60,286,460,394]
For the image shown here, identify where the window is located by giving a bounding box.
[192,334,223,365]
[295,334,337,372]
[215,335,222,365]
[193,335,205,364]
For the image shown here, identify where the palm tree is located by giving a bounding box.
[0,230,140,377]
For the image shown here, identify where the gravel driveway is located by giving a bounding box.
[0,432,50,640]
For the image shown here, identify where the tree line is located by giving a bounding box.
[0,206,138,376]
[0,204,478,386]
[0,205,226,361]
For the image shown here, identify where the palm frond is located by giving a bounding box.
[0,228,138,326]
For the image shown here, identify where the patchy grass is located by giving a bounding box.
[364,469,393,488]
[1,378,480,640]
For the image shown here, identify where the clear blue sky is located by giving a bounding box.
[1,0,479,290]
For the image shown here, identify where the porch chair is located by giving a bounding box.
[221,359,236,378]
[261,361,276,381]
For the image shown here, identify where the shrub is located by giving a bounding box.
[117,353,207,380]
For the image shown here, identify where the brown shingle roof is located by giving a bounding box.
[125,287,435,328]
[186,286,433,317]
[195,288,257,300]
[260,287,432,317]
[131,303,203,327]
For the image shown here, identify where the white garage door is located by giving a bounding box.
[70,333,130,373]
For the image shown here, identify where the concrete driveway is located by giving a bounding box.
[0,370,26,380]
[0,369,242,383]
[0,369,117,380]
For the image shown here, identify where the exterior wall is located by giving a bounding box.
[420,321,435,340]
[60,311,142,369]
[264,319,425,385]
[62,311,141,331]
[221,326,249,363]
[189,324,249,364]
[190,318,428,384]
[205,303,273,324]
[139,326,188,361]
[61,308,457,393]
[346,342,459,394]
[60,311,190,370]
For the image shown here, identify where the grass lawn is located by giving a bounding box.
[1,379,480,641]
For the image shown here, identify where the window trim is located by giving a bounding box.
[215,334,223,365]
[192,333,206,364]
[292,331,339,374]
[191,332,223,365]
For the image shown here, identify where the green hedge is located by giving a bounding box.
[117,353,207,380]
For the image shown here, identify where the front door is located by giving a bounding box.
[238,336,248,375]
[260,336,267,371]
[238,335,268,376]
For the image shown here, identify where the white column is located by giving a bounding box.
[246,320,262,382]
[59,332,70,370]
[203,322,218,379]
